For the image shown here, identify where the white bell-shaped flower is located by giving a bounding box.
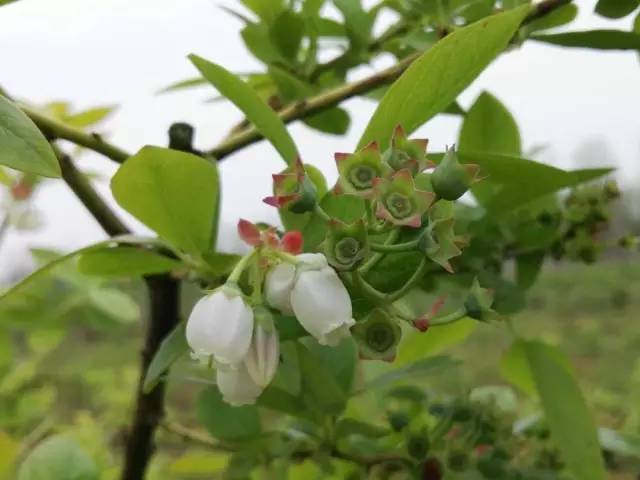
[186,288,254,366]
[216,363,263,406]
[264,262,295,315]
[290,253,355,346]
[244,325,280,387]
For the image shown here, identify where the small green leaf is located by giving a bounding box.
[63,105,115,128]
[78,246,183,277]
[516,251,546,289]
[532,29,640,50]
[196,386,262,440]
[355,356,457,394]
[270,10,305,60]
[296,342,347,415]
[241,0,285,24]
[17,435,99,480]
[88,287,139,323]
[459,91,521,156]
[595,0,639,19]
[0,95,60,177]
[523,340,606,480]
[525,3,578,32]
[304,337,357,393]
[396,319,477,364]
[157,76,209,94]
[143,322,188,393]
[111,146,219,254]
[189,55,298,164]
[359,6,530,150]
[303,107,350,135]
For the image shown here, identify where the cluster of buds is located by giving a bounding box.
[186,220,354,406]
[256,126,489,363]
[553,179,620,263]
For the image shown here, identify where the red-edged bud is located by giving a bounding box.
[373,169,434,228]
[431,146,482,201]
[384,125,434,175]
[238,219,262,246]
[263,158,317,214]
[335,141,390,198]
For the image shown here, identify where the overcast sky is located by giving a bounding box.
[0,0,638,273]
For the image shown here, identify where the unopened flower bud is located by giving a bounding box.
[216,362,263,406]
[352,308,402,362]
[431,146,480,201]
[464,279,498,322]
[263,158,317,214]
[264,262,296,315]
[324,218,369,270]
[244,321,279,388]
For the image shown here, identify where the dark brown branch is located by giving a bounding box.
[120,275,180,480]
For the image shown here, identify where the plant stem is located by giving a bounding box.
[22,105,130,163]
[370,238,419,252]
[359,230,401,275]
[120,275,180,480]
[429,307,468,326]
[227,251,256,284]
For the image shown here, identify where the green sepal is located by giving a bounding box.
[335,141,390,198]
[373,169,435,228]
[352,308,402,362]
[417,200,467,272]
[253,304,276,332]
[430,146,481,201]
[464,279,501,322]
[383,125,433,175]
[323,218,369,271]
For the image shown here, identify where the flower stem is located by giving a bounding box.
[370,238,419,252]
[358,229,400,275]
[429,307,468,326]
[352,271,387,304]
[385,258,428,303]
[227,251,256,284]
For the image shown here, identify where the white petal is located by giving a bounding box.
[318,319,356,347]
[186,290,254,366]
[291,267,353,343]
[216,363,263,406]
[244,326,280,387]
[264,263,295,315]
[296,253,328,270]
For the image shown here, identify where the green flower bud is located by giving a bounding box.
[383,125,433,175]
[431,146,480,201]
[263,158,317,214]
[335,142,390,198]
[407,425,430,460]
[352,308,402,362]
[417,201,467,272]
[464,279,499,322]
[447,449,469,472]
[323,218,369,270]
[373,169,434,228]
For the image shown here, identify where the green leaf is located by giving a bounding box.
[334,0,374,49]
[301,193,366,251]
[189,55,298,164]
[523,340,606,480]
[355,356,457,394]
[0,95,60,177]
[196,386,262,440]
[525,3,578,32]
[396,319,477,364]
[459,91,521,156]
[303,107,350,135]
[17,435,99,480]
[241,0,285,24]
[270,10,305,60]
[143,322,188,393]
[63,105,115,128]
[358,6,530,150]
[304,337,357,393]
[459,91,522,203]
[335,418,390,438]
[111,146,219,254]
[78,246,183,277]
[595,0,639,19]
[157,76,209,94]
[241,23,285,65]
[0,0,20,6]
[516,251,545,289]
[531,30,640,50]
[87,287,139,323]
[296,342,347,415]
